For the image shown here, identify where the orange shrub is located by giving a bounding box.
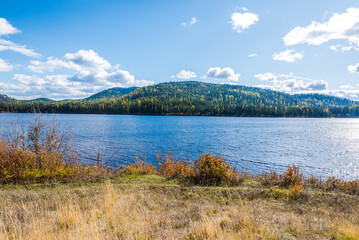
[157,152,193,178]
[120,156,157,175]
[192,153,238,186]
[0,115,112,183]
[283,164,303,199]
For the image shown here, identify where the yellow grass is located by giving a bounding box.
[0,175,358,240]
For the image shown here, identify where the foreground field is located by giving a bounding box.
[0,175,358,240]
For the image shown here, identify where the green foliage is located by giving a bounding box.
[0,93,14,103]
[85,86,138,101]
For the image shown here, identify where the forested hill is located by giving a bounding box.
[0,94,13,102]
[121,81,355,108]
[86,86,138,101]
[1,81,359,117]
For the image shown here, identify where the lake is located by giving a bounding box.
[1,113,359,180]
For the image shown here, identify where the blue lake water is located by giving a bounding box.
[1,113,359,180]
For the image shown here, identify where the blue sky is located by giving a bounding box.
[1,0,359,100]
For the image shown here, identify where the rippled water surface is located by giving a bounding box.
[1,113,359,180]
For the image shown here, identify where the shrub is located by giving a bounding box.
[120,156,157,175]
[191,153,238,186]
[0,114,113,183]
[259,170,280,186]
[283,164,303,199]
[325,177,359,195]
[157,152,193,178]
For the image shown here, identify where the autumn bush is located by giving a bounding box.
[120,157,158,175]
[325,177,359,195]
[282,164,304,199]
[157,151,194,178]
[191,153,240,186]
[0,115,114,183]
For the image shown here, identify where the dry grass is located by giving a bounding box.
[0,175,358,240]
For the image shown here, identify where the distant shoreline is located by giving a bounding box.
[0,111,356,118]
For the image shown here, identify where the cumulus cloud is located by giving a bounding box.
[284,8,359,46]
[0,59,13,72]
[254,72,328,92]
[230,11,258,33]
[0,49,154,99]
[181,17,197,27]
[175,70,197,79]
[64,49,111,72]
[0,18,20,36]
[7,71,153,100]
[207,67,240,81]
[273,49,303,62]
[348,63,359,73]
[254,72,277,81]
[27,49,154,87]
[29,50,110,73]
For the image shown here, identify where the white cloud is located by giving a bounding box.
[181,17,197,27]
[175,70,197,79]
[325,89,359,100]
[29,57,76,73]
[330,44,359,52]
[329,44,340,52]
[273,49,303,62]
[27,49,154,87]
[0,59,13,72]
[254,72,277,81]
[230,12,258,33]
[0,39,40,58]
[7,71,153,100]
[13,74,48,85]
[248,53,258,57]
[0,18,19,36]
[254,72,328,92]
[2,49,154,99]
[29,49,110,73]
[0,18,39,58]
[340,84,354,90]
[207,67,240,81]
[284,8,359,46]
[348,63,359,73]
[64,49,111,72]
[242,7,248,12]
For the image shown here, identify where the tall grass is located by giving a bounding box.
[0,180,358,239]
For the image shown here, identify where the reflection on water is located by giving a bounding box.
[1,113,359,180]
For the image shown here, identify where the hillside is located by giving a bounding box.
[122,81,355,108]
[86,86,138,101]
[0,93,13,102]
[1,81,359,117]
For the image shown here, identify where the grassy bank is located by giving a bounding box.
[0,175,358,239]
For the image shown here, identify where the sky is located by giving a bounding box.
[1,0,359,100]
